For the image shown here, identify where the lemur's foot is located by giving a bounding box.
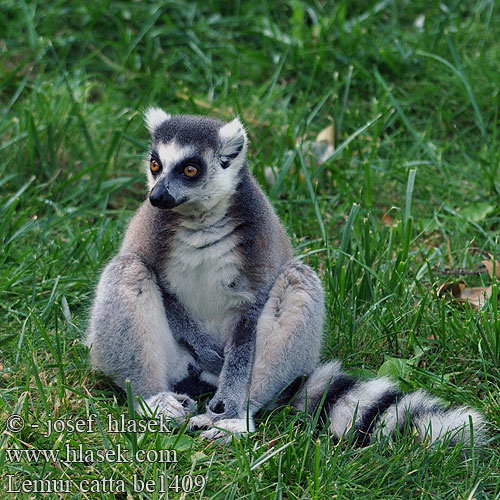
[138,392,196,420]
[197,418,255,443]
[188,412,215,430]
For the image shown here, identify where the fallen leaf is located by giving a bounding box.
[437,280,492,310]
[456,285,492,309]
[382,212,396,227]
[312,123,335,164]
[266,122,335,187]
[316,123,335,146]
[481,259,500,279]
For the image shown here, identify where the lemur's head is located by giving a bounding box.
[144,108,248,214]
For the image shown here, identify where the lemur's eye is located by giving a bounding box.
[183,165,199,178]
[150,159,161,173]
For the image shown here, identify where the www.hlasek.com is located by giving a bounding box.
[5,413,207,494]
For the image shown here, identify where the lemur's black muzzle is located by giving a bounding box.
[149,183,178,210]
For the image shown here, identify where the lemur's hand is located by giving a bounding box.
[162,291,225,374]
[195,343,224,374]
[189,394,240,431]
[180,334,224,375]
[206,393,240,421]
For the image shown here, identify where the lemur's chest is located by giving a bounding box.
[162,221,252,339]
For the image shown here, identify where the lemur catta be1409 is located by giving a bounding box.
[86,109,486,445]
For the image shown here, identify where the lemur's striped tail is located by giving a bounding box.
[293,361,487,447]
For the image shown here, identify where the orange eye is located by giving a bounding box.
[183,165,199,178]
[150,159,161,173]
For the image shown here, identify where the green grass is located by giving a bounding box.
[1,0,500,498]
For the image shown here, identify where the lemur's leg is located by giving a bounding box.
[86,254,207,419]
[193,260,324,441]
[249,261,324,410]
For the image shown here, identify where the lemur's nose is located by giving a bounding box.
[149,183,177,209]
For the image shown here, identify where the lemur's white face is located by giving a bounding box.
[144,108,247,215]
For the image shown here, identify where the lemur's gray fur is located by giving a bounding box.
[86,108,486,445]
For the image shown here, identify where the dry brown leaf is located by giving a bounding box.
[316,123,335,146]
[437,280,492,310]
[312,123,335,164]
[266,122,335,188]
[456,285,492,309]
[481,259,500,279]
[382,212,396,227]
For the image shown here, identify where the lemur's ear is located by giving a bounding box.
[218,118,247,169]
[144,107,171,135]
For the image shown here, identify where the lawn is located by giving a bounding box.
[1,0,499,498]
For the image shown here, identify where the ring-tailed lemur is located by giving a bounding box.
[85,109,486,445]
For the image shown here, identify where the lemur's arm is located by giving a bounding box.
[206,298,264,419]
[162,292,224,375]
